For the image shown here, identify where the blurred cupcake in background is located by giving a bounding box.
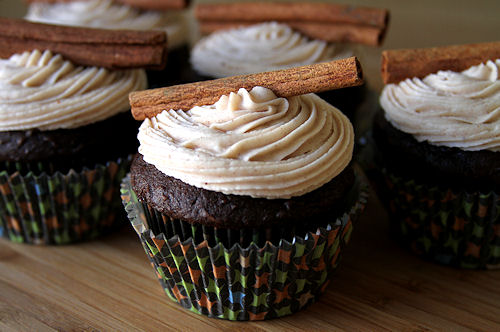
[190,2,389,126]
[191,21,353,78]
[25,0,193,87]
[0,18,166,244]
[373,42,500,269]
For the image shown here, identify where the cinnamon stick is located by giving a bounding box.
[0,17,168,70]
[130,56,364,120]
[195,3,388,27]
[381,41,500,84]
[199,21,385,47]
[24,0,190,10]
[195,2,389,46]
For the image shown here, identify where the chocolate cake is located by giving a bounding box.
[131,154,355,229]
[373,110,500,191]
[0,112,138,173]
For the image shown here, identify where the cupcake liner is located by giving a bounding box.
[0,155,132,244]
[140,199,358,250]
[121,169,368,320]
[379,169,500,269]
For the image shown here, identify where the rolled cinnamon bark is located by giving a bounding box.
[195,3,388,27]
[195,2,389,46]
[381,41,500,84]
[0,17,168,70]
[130,56,364,120]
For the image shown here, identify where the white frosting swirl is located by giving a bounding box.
[25,0,189,49]
[138,87,354,199]
[190,22,353,78]
[380,59,500,152]
[0,50,147,131]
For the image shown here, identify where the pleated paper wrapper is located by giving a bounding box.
[121,170,368,320]
[0,156,131,244]
[379,169,500,270]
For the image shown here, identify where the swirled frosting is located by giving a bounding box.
[25,0,189,49]
[138,87,354,199]
[380,59,500,152]
[190,22,353,78]
[0,49,147,131]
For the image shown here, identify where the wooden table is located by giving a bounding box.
[1,191,499,331]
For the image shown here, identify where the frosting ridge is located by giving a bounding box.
[0,49,147,131]
[190,22,353,78]
[380,59,500,152]
[138,87,354,199]
[25,0,189,49]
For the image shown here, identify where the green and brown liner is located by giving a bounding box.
[121,171,368,320]
[0,157,131,244]
[379,169,500,270]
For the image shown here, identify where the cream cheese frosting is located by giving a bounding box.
[380,59,500,152]
[25,0,189,50]
[138,87,354,199]
[190,22,353,78]
[0,49,147,131]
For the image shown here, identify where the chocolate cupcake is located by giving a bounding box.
[0,18,160,244]
[25,0,193,87]
[122,84,368,320]
[190,3,389,124]
[373,44,500,269]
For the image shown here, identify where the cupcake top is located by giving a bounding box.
[25,0,189,50]
[0,49,146,131]
[380,59,500,152]
[138,86,353,199]
[190,22,353,78]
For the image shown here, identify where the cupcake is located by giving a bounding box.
[373,44,500,269]
[190,2,389,124]
[0,19,158,244]
[25,0,192,87]
[191,22,362,121]
[122,83,368,320]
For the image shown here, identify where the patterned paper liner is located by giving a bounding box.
[0,155,132,245]
[121,170,369,320]
[379,169,500,270]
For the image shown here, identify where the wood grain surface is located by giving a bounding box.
[1,191,499,331]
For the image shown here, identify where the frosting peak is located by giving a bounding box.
[463,59,499,82]
[0,50,147,131]
[190,22,353,78]
[2,50,74,87]
[380,59,500,152]
[138,87,354,199]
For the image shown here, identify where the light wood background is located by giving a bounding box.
[1,0,499,330]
